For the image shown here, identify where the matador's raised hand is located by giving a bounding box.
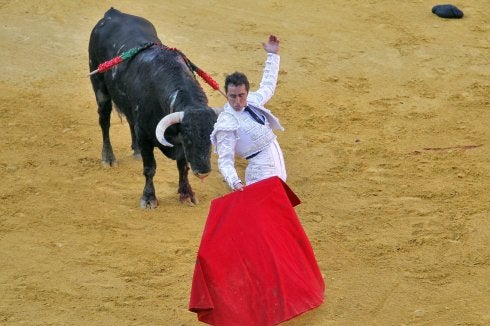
[262,35,280,54]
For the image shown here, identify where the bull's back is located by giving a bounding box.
[89,8,161,68]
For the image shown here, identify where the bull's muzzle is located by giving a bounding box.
[194,171,210,180]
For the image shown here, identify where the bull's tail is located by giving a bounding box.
[113,103,125,123]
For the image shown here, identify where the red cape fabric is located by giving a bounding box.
[189,177,325,325]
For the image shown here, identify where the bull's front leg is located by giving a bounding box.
[140,145,158,209]
[177,158,198,205]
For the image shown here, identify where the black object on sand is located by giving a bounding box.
[432,4,464,19]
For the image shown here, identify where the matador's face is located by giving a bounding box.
[226,84,248,112]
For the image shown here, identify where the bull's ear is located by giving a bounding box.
[211,107,224,116]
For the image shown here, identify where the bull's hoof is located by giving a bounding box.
[140,197,158,209]
[102,149,117,167]
[180,194,199,206]
[101,159,118,168]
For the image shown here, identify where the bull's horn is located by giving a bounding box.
[155,111,184,147]
[212,107,224,115]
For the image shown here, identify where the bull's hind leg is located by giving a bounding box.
[91,79,117,167]
[177,158,198,205]
[140,143,158,209]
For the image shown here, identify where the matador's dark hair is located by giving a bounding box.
[225,72,250,93]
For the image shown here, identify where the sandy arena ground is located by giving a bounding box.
[1,1,489,325]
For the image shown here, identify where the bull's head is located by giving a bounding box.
[156,108,220,178]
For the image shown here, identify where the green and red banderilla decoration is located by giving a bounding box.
[89,42,226,97]
[88,42,154,75]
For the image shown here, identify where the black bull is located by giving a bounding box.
[88,8,218,208]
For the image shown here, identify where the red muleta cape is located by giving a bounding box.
[189,176,325,325]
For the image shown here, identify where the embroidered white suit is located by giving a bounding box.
[211,53,286,190]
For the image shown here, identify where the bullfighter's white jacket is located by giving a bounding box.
[211,53,286,190]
